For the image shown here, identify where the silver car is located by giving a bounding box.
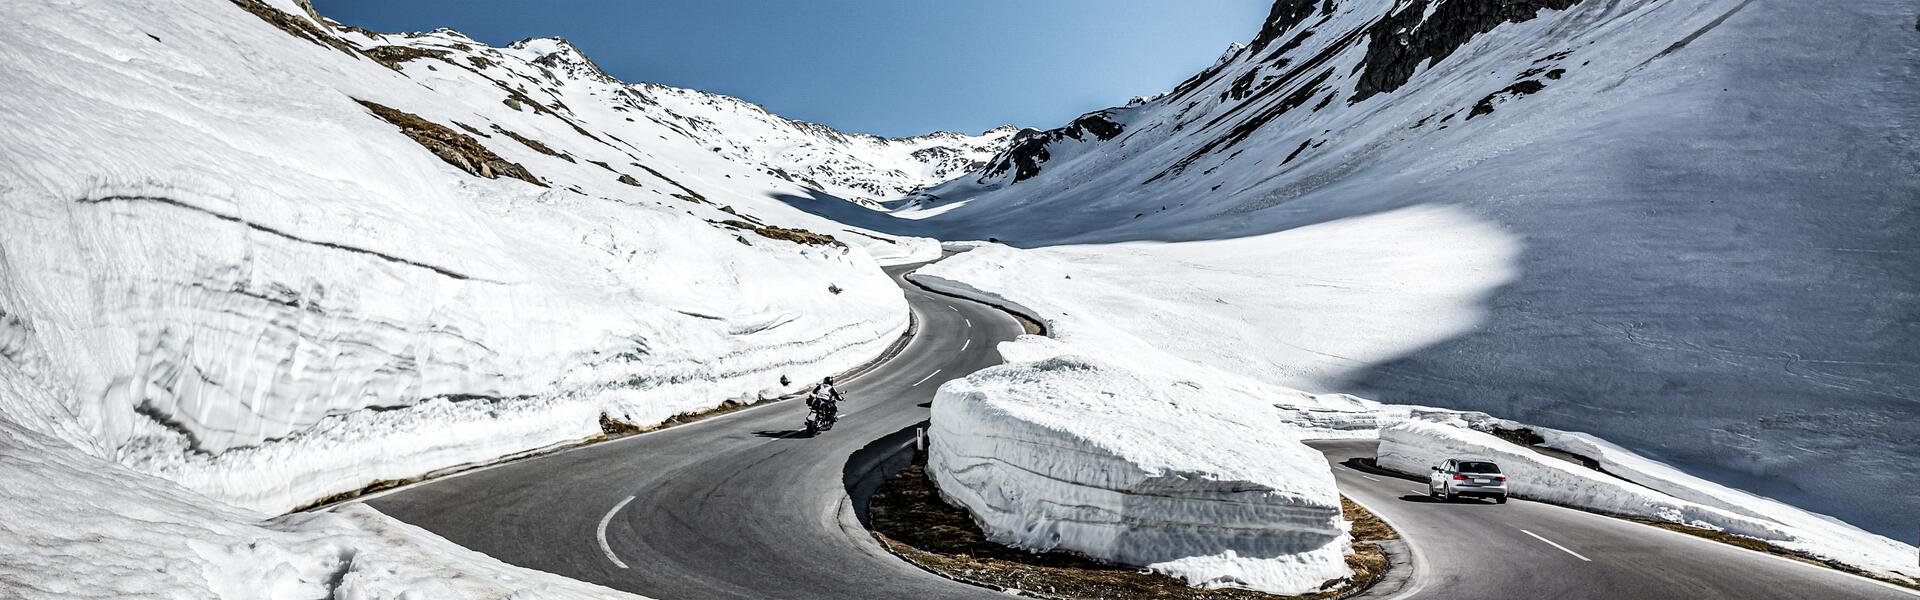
[1429,458,1508,503]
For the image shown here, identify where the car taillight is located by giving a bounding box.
[1496,476,1507,482]
[1452,474,1468,480]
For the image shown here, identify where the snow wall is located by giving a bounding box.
[928,354,1352,594]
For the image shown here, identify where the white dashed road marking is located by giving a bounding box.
[911,370,942,387]
[1521,529,1593,562]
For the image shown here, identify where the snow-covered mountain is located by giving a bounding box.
[0,0,1001,595]
[897,0,1919,547]
[436,34,1016,206]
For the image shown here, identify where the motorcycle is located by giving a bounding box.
[803,395,839,436]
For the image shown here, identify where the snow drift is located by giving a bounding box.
[928,354,1351,594]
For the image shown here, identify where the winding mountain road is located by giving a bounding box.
[362,258,1914,600]
[367,260,1022,599]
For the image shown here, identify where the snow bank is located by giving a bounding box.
[1378,419,1920,582]
[929,354,1350,594]
[0,0,919,517]
[0,414,640,599]
[1539,429,1920,581]
[1378,420,1786,539]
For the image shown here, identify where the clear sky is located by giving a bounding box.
[312,1,1270,138]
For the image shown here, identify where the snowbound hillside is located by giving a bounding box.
[0,0,985,593]
[916,244,1919,584]
[896,0,1920,544]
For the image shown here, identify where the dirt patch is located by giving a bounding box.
[355,100,541,186]
[226,0,359,56]
[869,463,1392,599]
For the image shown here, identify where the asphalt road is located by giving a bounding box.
[367,260,1024,599]
[1314,440,1915,600]
[363,257,1913,600]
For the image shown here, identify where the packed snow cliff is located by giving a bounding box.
[897,0,1920,558]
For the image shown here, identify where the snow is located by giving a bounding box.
[0,413,641,599]
[928,354,1351,594]
[895,0,1919,568]
[1377,420,1790,541]
[1377,417,1920,581]
[0,0,997,594]
[913,219,1914,583]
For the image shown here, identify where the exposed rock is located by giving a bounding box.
[354,99,541,186]
[1352,0,1582,102]
[225,0,358,56]
[979,112,1125,183]
[363,45,449,70]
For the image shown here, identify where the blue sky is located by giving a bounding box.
[313,1,1270,138]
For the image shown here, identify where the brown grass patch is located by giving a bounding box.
[355,100,542,186]
[868,463,1392,599]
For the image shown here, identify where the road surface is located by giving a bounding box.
[364,258,1913,600]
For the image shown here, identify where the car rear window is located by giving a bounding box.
[1457,461,1501,474]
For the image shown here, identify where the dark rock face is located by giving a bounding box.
[1352,0,1582,102]
[980,112,1125,183]
[1247,0,1323,53]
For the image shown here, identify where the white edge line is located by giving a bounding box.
[1520,529,1593,562]
[598,495,637,569]
[911,369,942,387]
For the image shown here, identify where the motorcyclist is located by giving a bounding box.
[808,377,844,413]
[804,377,846,435]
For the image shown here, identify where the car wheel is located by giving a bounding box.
[1444,488,1456,502]
[1496,495,1508,504]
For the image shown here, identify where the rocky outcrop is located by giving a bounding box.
[354,100,542,185]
